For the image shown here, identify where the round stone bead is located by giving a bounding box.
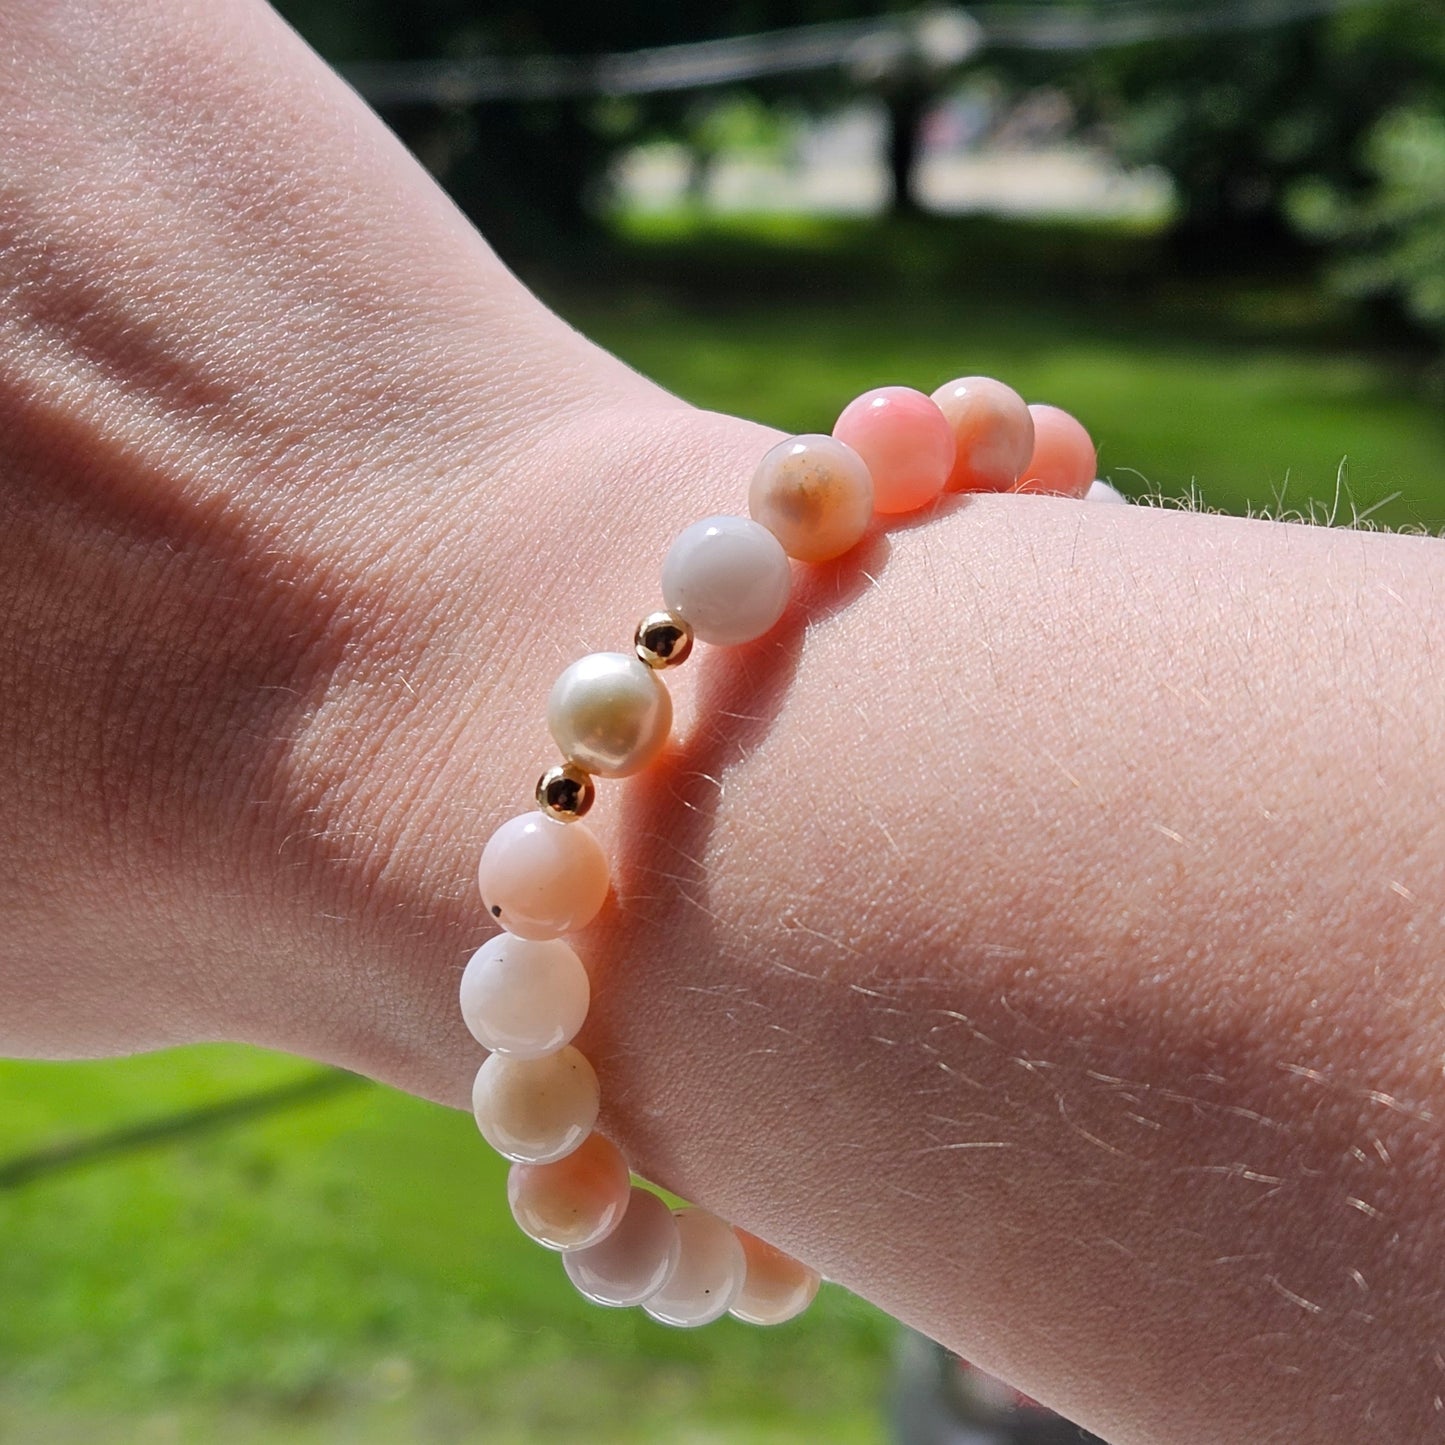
[1016,404,1096,498]
[564,1186,681,1308]
[729,1230,821,1326]
[747,434,875,563]
[471,1045,599,1164]
[831,386,955,514]
[930,376,1035,493]
[1086,478,1127,504]
[660,515,792,647]
[458,934,590,1059]
[548,651,672,779]
[477,813,609,941]
[642,1207,746,1328]
[507,1132,631,1252]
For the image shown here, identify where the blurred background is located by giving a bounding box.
[4,1,1445,1441]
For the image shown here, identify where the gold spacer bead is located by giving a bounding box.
[535,762,596,822]
[634,610,694,669]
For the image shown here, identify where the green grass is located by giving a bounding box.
[5,212,1444,1443]
[552,212,1445,532]
[0,1050,893,1443]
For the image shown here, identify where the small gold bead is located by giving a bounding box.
[536,762,596,822]
[634,610,694,669]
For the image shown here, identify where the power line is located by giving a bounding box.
[341,0,1395,108]
[975,0,1391,49]
[344,12,981,108]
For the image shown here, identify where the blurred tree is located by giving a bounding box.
[1294,106,1445,345]
[1036,0,1445,262]
[272,0,975,244]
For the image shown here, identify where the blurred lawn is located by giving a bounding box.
[0,1050,891,1444]
[558,211,1445,531]
[4,213,1444,1445]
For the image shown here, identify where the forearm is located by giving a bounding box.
[3,4,1444,1443]
[606,501,1445,1444]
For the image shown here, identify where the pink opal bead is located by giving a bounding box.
[747,434,875,563]
[1087,478,1127,504]
[477,813,609,941]
[642,1207,747,1328]
[729,1230,821,1326]
[930,376,1035,493]
[471,1045,600,1164]
[831,386,955,515]
[458,934,590,1059]
[564,1186,682,1308]
[1016,404,1096,498]
[507,1132,631,1252]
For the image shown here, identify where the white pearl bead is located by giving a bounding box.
[660,515,792,647]
[458,935,590,1059]
[1086,479,1127,504]
[471,1046,599,1164]
[547,651,672,779]
[642,1207,746,1328]
[564,1186,681,1308]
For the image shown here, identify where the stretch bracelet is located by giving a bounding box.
[461,376,1118,1331]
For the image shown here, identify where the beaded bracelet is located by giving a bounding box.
[460,376,1117,1331]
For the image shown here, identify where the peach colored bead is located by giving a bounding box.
[507,1132,631,1252]
[471,1045,599,1164]
[747,434,875,563]
[458,934,590,1059]
[642,1207,746,1328]
[831,386,955,515]
[1016,404,1096,498]
[729,1230,821,1326]
[564,1186,681,1308]
[477,813,609,941]
[930,376,1035,493]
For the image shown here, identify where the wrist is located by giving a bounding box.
[225,400,782,1096]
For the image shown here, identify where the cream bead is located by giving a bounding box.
[747,434,874,563]
[471,1046,599,1164]
[729,1230,821,1325]
[458,934,590,1059]
[1086,478,1127,504]
[642,1207,746,1328]
[477,813,609,941]
[660,515,792,647]
[564,1186,681,1308]
[547,651,672,779]
[507,1132,631,1252]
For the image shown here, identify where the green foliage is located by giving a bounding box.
[1294,106,1445,339]
[1044,0,1445,253]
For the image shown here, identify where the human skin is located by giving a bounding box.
[3,3,1444,1441]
